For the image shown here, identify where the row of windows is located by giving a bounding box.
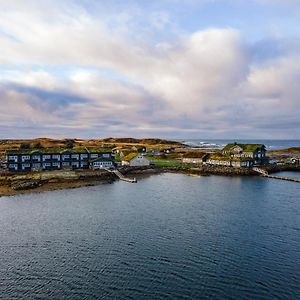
[8,153,110,161]
[93,161,113,166]
[9,161,90,170]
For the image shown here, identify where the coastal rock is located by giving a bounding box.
[11,181,42,191]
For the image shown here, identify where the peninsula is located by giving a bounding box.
[0,138,299,196]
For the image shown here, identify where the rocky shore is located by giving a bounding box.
[1,164,299,197]
[0,169,116,196]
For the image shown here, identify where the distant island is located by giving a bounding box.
[0,138,299,196]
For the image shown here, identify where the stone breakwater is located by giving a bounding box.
[264,164,300,174]
[123,165,257,176]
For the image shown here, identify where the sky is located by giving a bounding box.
[0,0,300,139]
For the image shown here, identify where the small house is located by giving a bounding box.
[131,146,147,153]
[181,152,209,164]
[162,147,176,154]
[121,153,150,167]
[205,156,254,168]
[290,157,300,165]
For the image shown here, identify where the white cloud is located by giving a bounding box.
[0,1,299,138]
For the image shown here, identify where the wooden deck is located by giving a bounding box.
[106,168,137,183]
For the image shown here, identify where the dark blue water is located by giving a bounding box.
[181,139,300,150]
[276,171,300,179]
[0,173,300,299]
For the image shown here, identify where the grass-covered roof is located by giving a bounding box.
[222,143,265,152]
[122,152,139,162]
[6,146,112,155]
[182,151,208,158]
[209,155,254,162]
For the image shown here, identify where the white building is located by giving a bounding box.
[122,153,150,167]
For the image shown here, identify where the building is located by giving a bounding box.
[6,147,113,172]
[206,156,254,168]
[131,146,147,153]
[181,152,209,164]
[121,153,150,166]
[162,147,176,154]
[205,143,268,168]
[222,143,268,165]
[90,157,114,169]
[290,157,300,165]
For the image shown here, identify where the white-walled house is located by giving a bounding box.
[121,153,150,167]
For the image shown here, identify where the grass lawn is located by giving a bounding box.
[147,157,192,168]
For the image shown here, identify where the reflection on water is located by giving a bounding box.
[0,173,299,299]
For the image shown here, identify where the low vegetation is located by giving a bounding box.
[0,137,185,159]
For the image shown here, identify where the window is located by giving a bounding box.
[42,155,51,161]
[71,154,79,159]
[32,163,41,168]
[80,154,88,159]
[52,155,60,160]
[22,163,30,169]
[9,155,18,162]
[62,155,70,160]
[103,153,110,158]
[32,155,41,160]
[9,164,18,169]
[52,162,61,167]
[62,162,70,166]
[90,154,98,158]
[22,155,30,161]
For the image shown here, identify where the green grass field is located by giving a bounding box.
[147,157,192,168]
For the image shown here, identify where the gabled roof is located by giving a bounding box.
[222,143,265,152]
[209,155,254,162]
[182,151,208,158]
[122,152,139,162]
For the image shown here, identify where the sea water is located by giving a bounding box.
[0,173,299,299]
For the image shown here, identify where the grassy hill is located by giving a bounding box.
[0,137,185,158]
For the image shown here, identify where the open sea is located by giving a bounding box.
[0,172,300,299]
[180,139,300,150]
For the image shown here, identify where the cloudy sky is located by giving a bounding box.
[0,0,299,139]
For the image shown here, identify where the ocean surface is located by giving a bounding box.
[180,139,300,150]
[0,173,300,299]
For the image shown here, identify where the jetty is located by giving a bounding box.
[253,167,300,183]
[106,168,137,183]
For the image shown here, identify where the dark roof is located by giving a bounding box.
[222,143,265,152]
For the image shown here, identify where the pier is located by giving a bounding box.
[253,167,300,183]
[106,168,137,183]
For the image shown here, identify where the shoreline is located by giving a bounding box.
[1,165,300,197]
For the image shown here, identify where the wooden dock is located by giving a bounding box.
[106,168,137,183]
[253,167,300,183]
